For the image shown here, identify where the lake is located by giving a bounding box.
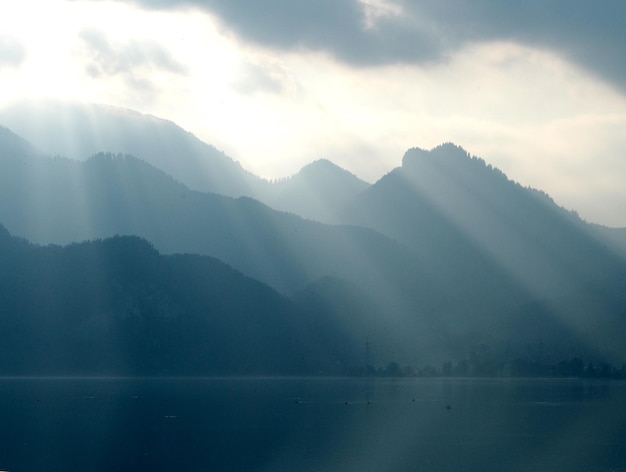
[1,377,625,471]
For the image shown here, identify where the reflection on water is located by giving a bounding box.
[0,377,625,471]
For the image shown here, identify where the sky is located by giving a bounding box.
[1,0,626,227]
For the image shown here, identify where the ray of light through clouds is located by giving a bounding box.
[1,0,626,226]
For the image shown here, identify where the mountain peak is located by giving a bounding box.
[401,142,470,168]
[260,159,369,223]
[300,158,337,171]
[400,143,512,190]
[296,158,365,183]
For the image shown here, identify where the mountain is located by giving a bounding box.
[341,143,626,360]
[0,136,416,297]
[343,143,625,295]
[0,100,263,198]
[263,159,369,223]
[1,121,625,368]
[0,125,46,159]
[0,101,375,224]
[0,130,454,364]
[591,225,626,255]
[0,224,370,375]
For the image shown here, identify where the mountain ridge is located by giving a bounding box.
[1,110,626,367]
[0,100,262,197]
[0,223,367,375]
[3,100,626,231]
[0,101,373,223]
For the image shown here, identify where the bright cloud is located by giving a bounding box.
[1,0,626,227]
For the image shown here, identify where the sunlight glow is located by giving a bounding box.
[1,5,626,471]
[2,2,626,225]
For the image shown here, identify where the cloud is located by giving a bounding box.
[0,35,27,69]
[102,0,443,64]
[233,62,286,95]
[410,1,626,92]
[232,58,302,96]
[100,0,626,92]
[78,28,186,90]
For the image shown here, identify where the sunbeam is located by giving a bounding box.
[1,1,626,470]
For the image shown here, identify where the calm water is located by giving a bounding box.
[0,377,625,472]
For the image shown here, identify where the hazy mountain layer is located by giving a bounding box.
[0,101,369,222]
[0,129,456,364]
[0,134,417,296]
[341,143,626,361]
[263,159,369,223]
[343,144,626,296]
[1,121,626,367]
[0,101,262,198]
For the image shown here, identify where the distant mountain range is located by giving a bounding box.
[0,101,261,198]
[1,101,625,374]
[0,101,368,223]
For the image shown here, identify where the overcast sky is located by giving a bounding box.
[1,0,626,227]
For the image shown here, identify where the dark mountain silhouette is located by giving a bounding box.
[0,224,368,375]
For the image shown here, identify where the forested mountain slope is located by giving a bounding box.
[0,224,369,375]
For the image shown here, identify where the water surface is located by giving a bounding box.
[1,377,625,471]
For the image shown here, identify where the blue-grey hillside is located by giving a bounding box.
[263,159,369,223]
[0,101,368,223]
[0,128,450,364]
[0,100,262,198]
[591,225,626,254]
[341,143,626,361]
[1,122,625,368]
[0,224,365,375]
[0,135,412,294]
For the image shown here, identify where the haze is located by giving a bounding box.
[1,0,626,227]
